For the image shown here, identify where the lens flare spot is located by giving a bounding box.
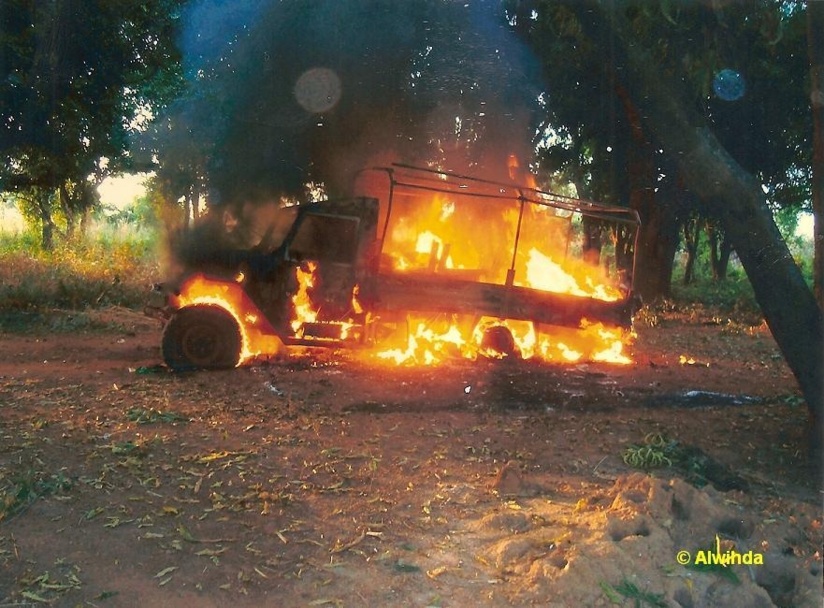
[294,67,342,113]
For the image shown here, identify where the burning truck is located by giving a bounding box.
[151,165,641,370]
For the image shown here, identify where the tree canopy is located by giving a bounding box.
[505,0,813,298]
[0,0,184,247]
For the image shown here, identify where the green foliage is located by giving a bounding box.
[673,211,812,302]
[600,578,668,608]
[622,433,748,491]
[671,208,813,316]
[6,188,69,236]
[685,543,741,584]
[94,194,162,238]
[772,207,815,267]
[0,231,160,322]
[1,0,185,247]
[622,433,676,470]
[671,274,761,318]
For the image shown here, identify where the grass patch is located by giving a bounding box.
[0,309,129,333]
[670,274,760,318]
[635,276,766,329]
[0,231,161,328]
[622,433,748,491]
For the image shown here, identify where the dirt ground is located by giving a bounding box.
[0,307,821,607]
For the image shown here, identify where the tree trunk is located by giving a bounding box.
[718,242,732,281]
[611,223,635,286]
[707,221,732,281]
[631,192,679,301]
[575,3,823,453]
[79,208,91,236]
[191,182,202,220]
[682,217,701,285]
[78,180,97,239]
[36,190,55,251]
[59,182,77,240]
[809,0,824,310]
[183,191,192,229]
[614,84,679,301]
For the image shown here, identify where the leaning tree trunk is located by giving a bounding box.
[809,0,824,310]
[577,3,823,452]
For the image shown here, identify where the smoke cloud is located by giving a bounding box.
[165,0,542,208]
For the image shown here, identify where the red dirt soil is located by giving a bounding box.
[0,308,821,607]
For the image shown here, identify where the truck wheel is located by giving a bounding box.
[479,324,518,358]
[162,306,242,371]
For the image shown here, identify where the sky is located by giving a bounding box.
[796,212,814,239]
[97,173,150,208]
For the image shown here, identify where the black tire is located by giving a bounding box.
[162,306,242,371]
[479,324,518,358]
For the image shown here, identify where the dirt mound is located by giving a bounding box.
[462,472,820,606]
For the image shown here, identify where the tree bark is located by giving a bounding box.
[809,0,824,310]
[707,221,732,281]
[577,3,822,451]
[631,187,679,301]
[614,82,679,301]
[682,217,701,285]
[36,190,55,251]
[58,183,77,240]
[183,191,192,230]
[611,223,635,282]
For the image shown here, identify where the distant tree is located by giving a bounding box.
[0,0,184,248]
[681,215,702,286]
[705,219,733,282]
[509,0,813,300]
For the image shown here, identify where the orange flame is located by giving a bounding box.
[171,273,284,365]
[524,248,621,301]
[291,262,318,333]
[377,316,472,365]
[289,262,360,342]
[376,315,632,366]
[372,178,633,365]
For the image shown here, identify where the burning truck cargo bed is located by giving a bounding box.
[153,165,640,370]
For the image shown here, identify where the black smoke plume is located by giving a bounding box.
[166,0,542,208]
